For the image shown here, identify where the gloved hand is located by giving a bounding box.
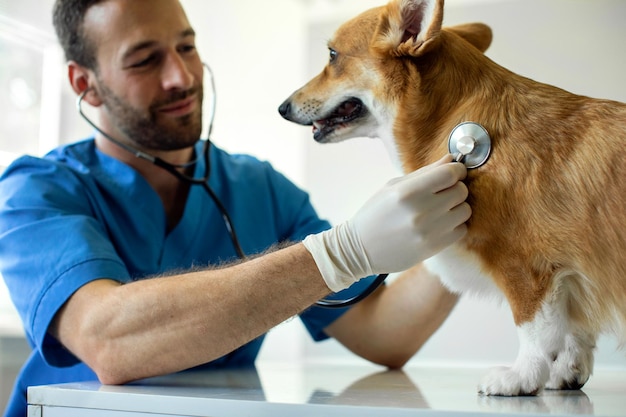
[303,155,470,293]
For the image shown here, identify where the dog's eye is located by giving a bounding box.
[329,49,338,63]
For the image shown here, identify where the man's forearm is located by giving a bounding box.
[52,242,331,384]
[325,263,458,368]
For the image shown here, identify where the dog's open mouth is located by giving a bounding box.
[312,98,366,142]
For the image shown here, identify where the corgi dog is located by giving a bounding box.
[279,0,626,396]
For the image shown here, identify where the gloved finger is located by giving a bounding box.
[402,162,467,197]
[414,154,454,175]
[442,222,469,248]
[402,181,466,216]
[417,198,471,235]
[416,203,471,253]
[404,214,469,261]
[388,155,457,187]
[446,201,472,227]
[437,181,469,211]
[399,171,469,216]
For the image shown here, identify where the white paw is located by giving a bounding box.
[546,339,594,390]
[478,363,549,396]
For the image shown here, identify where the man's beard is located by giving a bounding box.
[97,81,204,152]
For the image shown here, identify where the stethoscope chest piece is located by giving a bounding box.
[448,122,492,169]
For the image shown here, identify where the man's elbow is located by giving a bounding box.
[367,348,415,370]
[81,340,136,385]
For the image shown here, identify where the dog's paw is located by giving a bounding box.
[546,357,591,390]
[478,364,549,396]
[546,337,594,390]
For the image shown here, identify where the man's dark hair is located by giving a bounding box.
[52,0,107,70]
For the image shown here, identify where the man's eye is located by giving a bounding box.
[131,55,155,68]
[179,44,196,53]
[329,49,338,63]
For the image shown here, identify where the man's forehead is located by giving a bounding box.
[120,28,196,60]
[83,0,194,63]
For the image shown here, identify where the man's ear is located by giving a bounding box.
[68,61,102,107]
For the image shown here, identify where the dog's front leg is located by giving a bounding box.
[478,289,570,396]
[478,320,554,396]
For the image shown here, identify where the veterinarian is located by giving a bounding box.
[0,0,471,415]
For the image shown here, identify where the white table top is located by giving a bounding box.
[27,363,626,416]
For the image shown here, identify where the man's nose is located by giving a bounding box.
[161,53,194,91]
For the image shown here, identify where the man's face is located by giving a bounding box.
[84,0,204,151]
[96,76,203,151]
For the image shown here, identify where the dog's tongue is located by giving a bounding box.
[336,100,356,117]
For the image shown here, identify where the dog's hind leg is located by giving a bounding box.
[546,329,595,390]
[547,271,597,390]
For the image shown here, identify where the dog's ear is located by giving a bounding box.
[447,23,493,53]
[372,0,444,57]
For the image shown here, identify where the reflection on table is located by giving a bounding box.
[28,363,626,416]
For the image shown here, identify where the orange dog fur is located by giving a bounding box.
[279,0,626,396]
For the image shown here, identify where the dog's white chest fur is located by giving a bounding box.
[424,243,503,301]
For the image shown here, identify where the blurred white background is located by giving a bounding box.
[1,0,625,376]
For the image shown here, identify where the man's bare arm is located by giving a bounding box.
[325,263,458,368]
[51,242,329,384]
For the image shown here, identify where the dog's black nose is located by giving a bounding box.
[278,101,291,118]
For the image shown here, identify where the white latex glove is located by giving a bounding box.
[303,155,470,293]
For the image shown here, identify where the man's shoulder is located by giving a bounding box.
[211,144,292,186]
[0,139,101,198]
[212,145,271,170]
[4,139,96,172]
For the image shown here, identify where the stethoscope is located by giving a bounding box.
[77,64,492,309]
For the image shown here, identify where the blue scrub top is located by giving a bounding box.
[0,139,376,417]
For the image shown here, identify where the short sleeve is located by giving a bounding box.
[0,156,130,366]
